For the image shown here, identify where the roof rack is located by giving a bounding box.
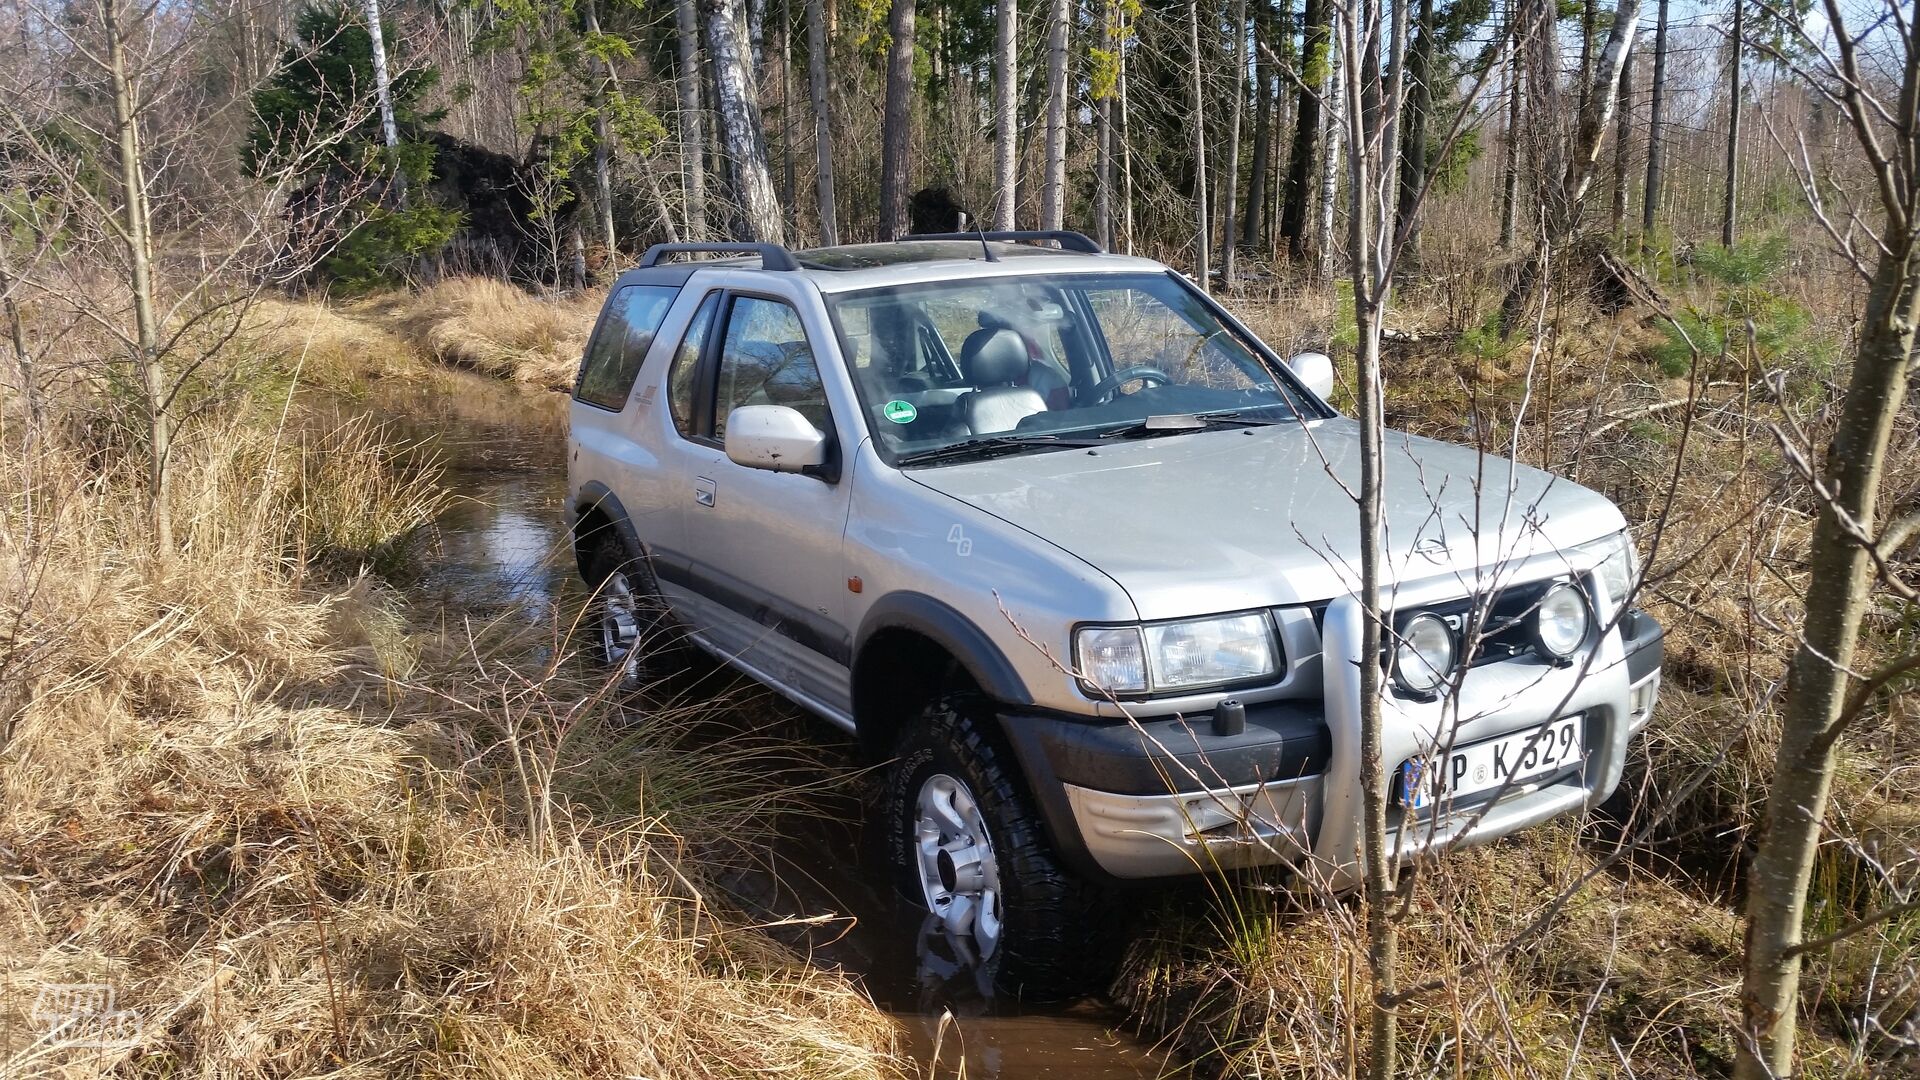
[638,242,799,271]
[901,230,1104,254]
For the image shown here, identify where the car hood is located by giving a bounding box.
[906,418,1627,620]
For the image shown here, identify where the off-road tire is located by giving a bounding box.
[884,692,1118,1000]
[582,529,685,686]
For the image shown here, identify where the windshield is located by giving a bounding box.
[825,271,1326,465]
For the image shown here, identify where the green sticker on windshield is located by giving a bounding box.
[883,399,918,424]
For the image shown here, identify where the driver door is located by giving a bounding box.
[671,286,857,722]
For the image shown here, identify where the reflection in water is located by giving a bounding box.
[422,471,577,615]
[431,467,1171,1080]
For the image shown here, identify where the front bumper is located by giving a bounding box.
[1000,603,1664,883]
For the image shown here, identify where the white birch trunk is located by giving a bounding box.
[703,0,785,243]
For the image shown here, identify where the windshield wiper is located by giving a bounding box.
[894,433,1101,468]
[1096,411,1290,438]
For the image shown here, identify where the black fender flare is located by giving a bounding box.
[570,481,648,578]
[853,591,1032,705]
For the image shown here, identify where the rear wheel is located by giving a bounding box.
[581,530,682,686]
[884,692,1116,999]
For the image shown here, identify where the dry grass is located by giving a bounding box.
[1120,834,1750,1078]
[377,276,604,391]
[0,399,897,1077]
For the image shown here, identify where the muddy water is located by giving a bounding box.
[427,469,1174,1080]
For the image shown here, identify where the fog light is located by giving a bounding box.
[1532,582,1591,660]
[1393,613,1457,695]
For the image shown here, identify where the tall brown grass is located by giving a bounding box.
[382,276,603,391]
[0,383,896,1076]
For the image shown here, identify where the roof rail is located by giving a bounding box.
[638,242,799,271]
[901,230,1104,254]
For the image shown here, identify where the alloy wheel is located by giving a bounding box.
[913,772,1004,959]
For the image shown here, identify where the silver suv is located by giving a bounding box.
[566,233,1664,993]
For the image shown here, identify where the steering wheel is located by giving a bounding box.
[1088,365,1174,404]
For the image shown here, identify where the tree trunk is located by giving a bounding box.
[1095,0,1116,249]
[1721,0,1741,248]
[1281,0,1327,259]
[1119,10,1135,252]
[1640,0,1667,250]
[1734,195,1917,1080]
[806,0,837,244]
[1610,39,1633,236]
[677,0,709,239]
[781,0,796,209]
[1187,0,1209,289]
[362,0,400,154]
[582,0,620,263]
[704,0,785,243]
[1315,35,1341,279]
[878,0,915,239]
[994,0,1018,229]
[1243,10,1270,250]
[1220,0,1246,281]
[101,0,170,551]
[1041,0,1069,230]
[1500,8,1521,250]
[1395,0,1434,272]
[1501,0,1642,332]
[1578,0,1596,113]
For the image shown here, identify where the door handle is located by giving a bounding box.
[693,476,716,507]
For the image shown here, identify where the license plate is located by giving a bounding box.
[1399,715,1585,811]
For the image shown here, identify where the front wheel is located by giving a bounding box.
[884,694,1116,999]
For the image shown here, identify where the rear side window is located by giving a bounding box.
[575,284,678,411]
[668,292,721,437]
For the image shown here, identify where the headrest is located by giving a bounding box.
[961,328,1028,385]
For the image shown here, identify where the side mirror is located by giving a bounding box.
[1286,351,1336,400]
[723,405,830,473]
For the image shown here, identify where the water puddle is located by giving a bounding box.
[424,467,1174,1079]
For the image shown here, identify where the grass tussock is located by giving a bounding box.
[1120,835,1751,1079]
[0,403,896,1077]
[383,276,603,391]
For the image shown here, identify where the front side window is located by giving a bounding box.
[825,271,1324,464]
[667,292,721,437]
[576,284,678,411]
[713,296,830,442]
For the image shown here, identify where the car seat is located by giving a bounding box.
[958,328,1048,434]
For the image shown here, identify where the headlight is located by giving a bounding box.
[1393,612,1457,695]
[1580,534,1638,608]
[1076,625,1148,693]
[1076,612,1279,695]
[1532,582,1591,659]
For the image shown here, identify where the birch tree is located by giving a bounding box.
[1040,0,1069,231]
[1500,0,1641,329]
[703,0,784,242]
[1734,6,1919,1073]
[994,0,1018,229]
